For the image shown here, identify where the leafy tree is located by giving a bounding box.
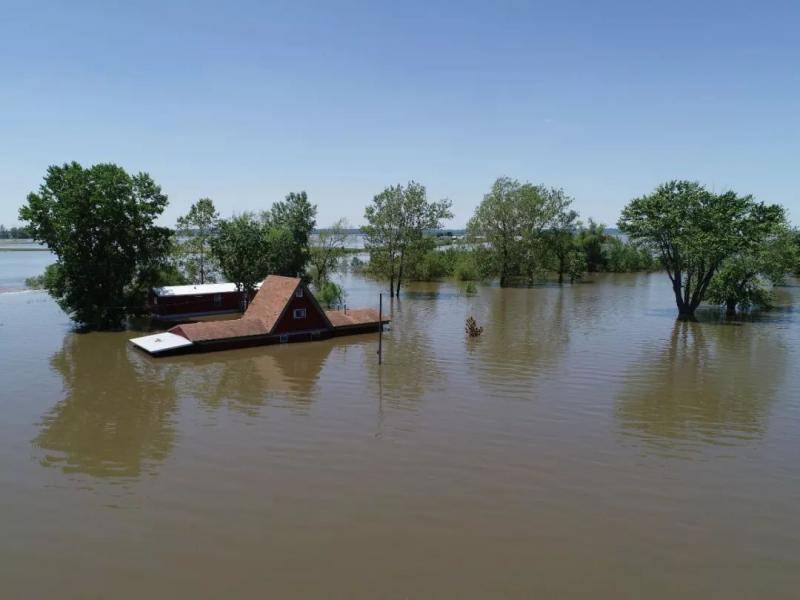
[794,230,800,276]
[576,219,608,272]
[707,223,797,315]
[309,218,350,289]
[363,181,452,296]
[262,191,317,277]
[19,162,172,329]
[603,237,656,272]
[210,213,270,301]
[619,180,784,318]
[567,248,588,283]
[362,185,403,294]
[467,177,572,286]
[316,281,345,308]
[544,207,580,284]
[175,197,219,284]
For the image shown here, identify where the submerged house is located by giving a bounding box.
[130,275,388,356]
[148,282,261,321]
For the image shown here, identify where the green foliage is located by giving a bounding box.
[175,197,219,284]
[210,192,316,294]
[543,204,581,284]
[566,249,588,283]
[262,191,317,277]
[603,237,656,272]
[398,246,482,282]
[362,181,452,296]
[794,230,800,276]
[309,218,349,288]
[618,180,784,318]
[464,281,477,295]
[350,256,366,271]
[576,219,607,272]
[706,227,797,314]
[19,162,172,329]
[467,177,574,286]
[210,213,270,295]
[316,281,345,308]
[453,251,479,281]
[24,273,47,289]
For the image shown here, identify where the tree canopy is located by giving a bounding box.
[19,162,172,329]
[362,181,452,296]
[467,177,574,286]
[176,197,219,284]
[309,218,350,290]
[618,180,785,317]
[210,213,271,297]
[706,224,797,315]
[261,191,317,278]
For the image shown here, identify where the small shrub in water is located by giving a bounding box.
[465,315,483,337]
[465,281,477,295]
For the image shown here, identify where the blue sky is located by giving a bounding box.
[1,0,798,228]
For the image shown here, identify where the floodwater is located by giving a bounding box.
[1,251,800,598]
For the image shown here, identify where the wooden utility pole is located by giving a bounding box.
[378,292,383,365]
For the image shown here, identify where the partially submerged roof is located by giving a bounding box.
[129,332,194,354]
[152,281,261,298]
[325,308,389,328]
[131,275,389,355]
[168,275,312,342]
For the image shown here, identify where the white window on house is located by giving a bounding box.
[295,288,304,298]
[293,308,307,319]
[213,293,222,306]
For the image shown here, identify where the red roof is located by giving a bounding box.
[170,275,304,342]
[325,308,389,328]
[169,275,387,343]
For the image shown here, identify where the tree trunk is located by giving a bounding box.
[672,271,695,318]
[726,298,737,316]
[396,250,404,297]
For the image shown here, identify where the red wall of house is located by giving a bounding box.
[149,290,255,316]
[272,289,330,334]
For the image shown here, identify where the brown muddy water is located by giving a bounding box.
[1,270,800,598]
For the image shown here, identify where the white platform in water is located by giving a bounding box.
[130,332,194,355]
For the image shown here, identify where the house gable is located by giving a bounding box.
[271,282,332,334]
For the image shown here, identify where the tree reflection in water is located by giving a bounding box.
[617,317,788,454]
[34,333,180,479]
[184,339,337,414]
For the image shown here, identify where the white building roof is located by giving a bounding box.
[129,332,194,355]
[152,281,261,297]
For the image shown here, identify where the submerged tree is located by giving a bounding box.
[576,219,608,272]
[467,177,574,286]
[309,218,350,289]
[262,191,317,277]
[544,207,582,284]
[706,224,797,315]
[175,197,219,284]
[363,181,452,296]
[210,213,270,299]
[619,180,785,318]
[19,162,172,329]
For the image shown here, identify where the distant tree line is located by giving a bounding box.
[0,224,32,238]
[17,162,800,329]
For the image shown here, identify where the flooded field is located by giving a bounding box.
[1,251,800,597]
